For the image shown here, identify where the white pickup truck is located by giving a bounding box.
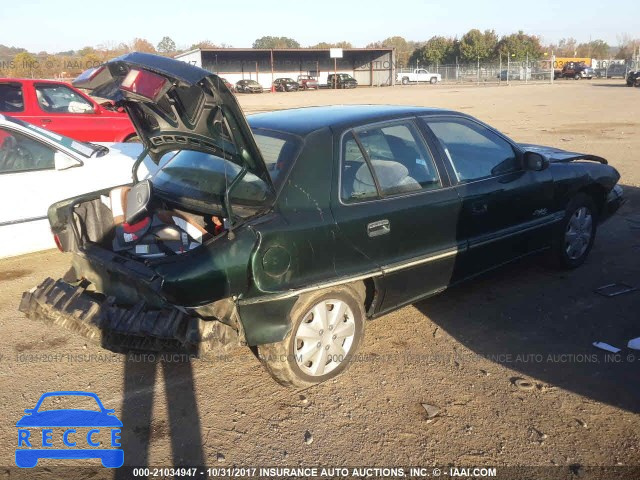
[397,69,441,85]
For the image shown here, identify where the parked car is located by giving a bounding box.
[557,62,594,80]
[273,78,299,92]
[0,78,137,142]
[0,113,158,258]
[219,77,235,92]
[235,79,263,93]
[15,391,123,468]
[297,75,319,90]
[21,53,624,388]
[595,63,628,79]
[327,73,358,89]
[626,71,640,87]
[397,68,441,85]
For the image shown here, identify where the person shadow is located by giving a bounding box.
[113,352,206,479]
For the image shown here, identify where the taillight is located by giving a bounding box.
[53,233,64,252]
[120,69,170,101]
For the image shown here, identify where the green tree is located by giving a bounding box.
[157,36,177,54]
[11,52,41,78]
[408,36,456,66]
[310,41,353,49]
[77,46,96,57]
[575,39,610,58]
[459,29,498,62]
[252,36,300,49]
[367,36,413,67]
[495,31,544,61]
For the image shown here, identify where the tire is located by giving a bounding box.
[551,193,598,269]
[258,285,365,388]
[574,74,581,80]
[430,77,437,84]
[402,77,409,85]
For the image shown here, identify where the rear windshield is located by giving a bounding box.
[150,129,301,215]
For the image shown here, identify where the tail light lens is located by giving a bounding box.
[53,233,64,252]
[120,69,170,101]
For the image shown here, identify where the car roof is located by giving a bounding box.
[247,104,453,136]
[0,78,70,85]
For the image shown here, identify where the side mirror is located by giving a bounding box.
[54,151,81,170]
[524,151,549,171]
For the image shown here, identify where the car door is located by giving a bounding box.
[0,126,66,255]
[331,118,463,312]
[32,83,116,142]
[421,115,555,276]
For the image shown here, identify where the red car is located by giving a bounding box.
[0,78,137,142]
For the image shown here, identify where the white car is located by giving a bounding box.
[397,68,442,85]
[0,114,156,258]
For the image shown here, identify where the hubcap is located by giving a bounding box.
[565,206,593,260]
[294,299,356,377]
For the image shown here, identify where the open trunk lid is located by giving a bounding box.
[73,52,275,193]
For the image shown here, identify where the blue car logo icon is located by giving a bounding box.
[16,391,123,468]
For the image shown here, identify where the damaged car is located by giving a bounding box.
[20,53,624,387]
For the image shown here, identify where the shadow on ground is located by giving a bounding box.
[415,184,640,413]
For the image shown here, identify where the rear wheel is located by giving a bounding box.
[258,285,365,387]
[402,77,409,85]
[430,77,437,84]
[552,193,597,269]
[574,73,581,80]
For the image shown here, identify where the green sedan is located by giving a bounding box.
[21,53,624,387]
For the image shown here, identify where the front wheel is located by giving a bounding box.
[430,77,437,84]
[401,77,409,85]
[551,193,597,269]
[258,285,365,387]
[574,73,581,80]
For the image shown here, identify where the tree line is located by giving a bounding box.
[1,31,638,79]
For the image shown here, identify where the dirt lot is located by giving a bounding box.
[1,80,639,478]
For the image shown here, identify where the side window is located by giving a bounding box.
[341,132,378,203]
[35,84,94,114]
[426,119,520,182]
[0,128,56,173]
[341,122,442,202]
[0,83,24,112]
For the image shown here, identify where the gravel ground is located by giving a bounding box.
[0,80,638,478]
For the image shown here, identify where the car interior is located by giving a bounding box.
[341,124,441,201]
[35,85,94,113]
[0,84,24,112]
[427,121,519,181]
[0,128,55,173]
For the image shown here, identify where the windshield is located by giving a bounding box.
[150,128,301,217]
[4,115,105,158]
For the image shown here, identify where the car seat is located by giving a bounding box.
[353,160,420,197]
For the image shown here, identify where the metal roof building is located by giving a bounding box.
[174,48,395,88]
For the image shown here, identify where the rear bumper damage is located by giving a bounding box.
[19,278,238,356]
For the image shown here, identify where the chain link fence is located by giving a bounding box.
[397,59,555,85]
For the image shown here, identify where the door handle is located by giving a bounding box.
[471,202,488,215]
[367,219,390,237]
[41,119,52,124]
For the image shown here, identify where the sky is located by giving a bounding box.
[2,0,637,52]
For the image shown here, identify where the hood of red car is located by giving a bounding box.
[72,52,273,193]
